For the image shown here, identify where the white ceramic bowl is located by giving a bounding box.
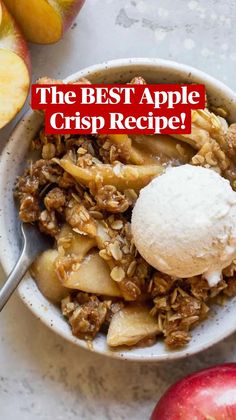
[1,58,236,362]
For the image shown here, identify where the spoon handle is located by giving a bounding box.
[0,242,31,311]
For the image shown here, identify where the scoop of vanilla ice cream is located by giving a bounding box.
[131,164,236,286]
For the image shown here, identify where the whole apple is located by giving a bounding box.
[0,0,30,129]
[3,0,86,44]
[151,364,236,420]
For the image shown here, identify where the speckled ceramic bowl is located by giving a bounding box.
[1,58,236,361]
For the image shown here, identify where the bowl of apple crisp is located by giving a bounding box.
[1,58,236,361]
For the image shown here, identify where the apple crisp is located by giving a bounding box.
[15,76,236,350]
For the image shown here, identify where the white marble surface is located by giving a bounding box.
[1,0,236,419]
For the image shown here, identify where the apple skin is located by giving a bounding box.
[3,0,86,44]
[58,0,86,33]
[151,364,236,420]
[0,0,30,70]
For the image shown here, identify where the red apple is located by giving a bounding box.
[0,0,30,129]
[3,0,86,44]
[151,364,236,420]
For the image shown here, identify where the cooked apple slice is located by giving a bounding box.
[0,1,30,129]
[95,220,110,249]
[171,109,227,150]
[57,224,96,259]
[4,0,85,44]
[62,252,122,297]
[131,134,194,164]
[55,156,163,192]
[107,134,194,165]
[31,249,68,303]
[107,305,160,347]
[107,134,144,164]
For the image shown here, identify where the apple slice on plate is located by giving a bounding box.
[4,0,85,44]
[0,1,30,129]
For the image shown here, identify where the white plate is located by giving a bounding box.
[1,58,236,361]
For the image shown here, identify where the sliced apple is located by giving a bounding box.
[107,134,194,165]
[107,134,144,165]
[56,223,96,260]
[62,252,122,297]
[131,134,195,164]
[95,220,110,249]
[55,156,163,192]
[4,0,85,44]
[0,1,30,129]
[31,249,68,303]
[107,305,160,347]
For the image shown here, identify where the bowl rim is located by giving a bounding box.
[1,57,236,362]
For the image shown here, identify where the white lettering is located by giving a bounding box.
[50,112,64,129]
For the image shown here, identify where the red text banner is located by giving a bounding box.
[31,83,205,135]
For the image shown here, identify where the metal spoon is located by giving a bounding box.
[0,223,49,311]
